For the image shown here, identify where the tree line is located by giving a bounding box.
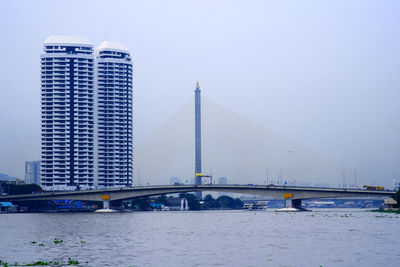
[129,193,243,211]
[0,183,42,195]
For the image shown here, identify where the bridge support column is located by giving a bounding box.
[292,199,309,211]
[101,194,110,210]
[285,198,293,208]
[277,198,308,211]
[103,200,110,210]
[281,193,309,211]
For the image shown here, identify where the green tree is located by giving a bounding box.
[204,194,214,202]
[216,195,243,209]
[155,194,167,205]
[203,194,221,209]
[233,198,244,209]
[131,197,151,210]
[217,195,234,208]
[1,183,42,195]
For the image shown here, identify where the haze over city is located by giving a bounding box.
[1,2,400,267]
[0,0,399,187]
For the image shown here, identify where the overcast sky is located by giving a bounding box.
[0,0,399,187]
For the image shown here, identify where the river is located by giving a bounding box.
[0,209,399,266]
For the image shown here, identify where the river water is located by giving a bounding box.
[0,209,399,267]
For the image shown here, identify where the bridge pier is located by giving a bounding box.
[95,194,123,212]
[103,199,110,210]
[101,194,110,210]
[277,195,309,212]
[291,199,308,211]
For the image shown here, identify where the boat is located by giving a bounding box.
[242,201,268,210]
[243,203,254,210]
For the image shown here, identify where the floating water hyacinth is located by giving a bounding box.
[53,239,63,245]
[67,258,79,265]
[0,260,60,266]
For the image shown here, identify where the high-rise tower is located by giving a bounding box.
[40,35,95,190]
[194,81,202,199]
[96,41,133,187]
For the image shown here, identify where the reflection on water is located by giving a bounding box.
[0,209,399,267]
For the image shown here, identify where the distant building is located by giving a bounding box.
[170,177,180,185]
[393,178,400,191]
[297,182,311,187]
[0,173,18,182]
[216,177,229,197]
[314,183,330,188]
[25,161,40,185]
[165,198,189,211]
[218,177,228,185]
[0,173,22,185]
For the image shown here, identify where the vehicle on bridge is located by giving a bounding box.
[363,185,385,191]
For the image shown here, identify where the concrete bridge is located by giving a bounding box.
[0,184,393,209]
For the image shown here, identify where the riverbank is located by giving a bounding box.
[369,209,400,214]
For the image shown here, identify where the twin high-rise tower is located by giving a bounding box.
[96,41,133,188]
[40,35,132,190]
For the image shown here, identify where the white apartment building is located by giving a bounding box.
[40,35,95,190]
[96,41,133,187]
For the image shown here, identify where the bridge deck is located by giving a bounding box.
[0,185,394,202]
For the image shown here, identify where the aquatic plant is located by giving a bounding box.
[53,239,63,245]
[21,261,59,266]
[370,209,400,214]
[1,260,64,266]
[67,258,79,265]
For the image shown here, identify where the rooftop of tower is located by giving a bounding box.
[44,35,93,46]
[96,41,130,53]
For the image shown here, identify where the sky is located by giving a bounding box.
[0,0,399,187]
